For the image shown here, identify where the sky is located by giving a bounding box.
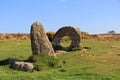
[0,0,120,34]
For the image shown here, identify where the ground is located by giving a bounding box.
[0,39,120,80]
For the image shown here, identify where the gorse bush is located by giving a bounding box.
[46,31,56,42]
[28,54,61,71]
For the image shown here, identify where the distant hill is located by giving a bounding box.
[0,33,120,40]
[91,34,120,40]
[0,33,30,40]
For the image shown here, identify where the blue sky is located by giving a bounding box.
[0,0,120,34]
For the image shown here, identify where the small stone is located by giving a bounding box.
[11,61,34,71]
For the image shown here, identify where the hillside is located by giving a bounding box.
[0,33,120,40]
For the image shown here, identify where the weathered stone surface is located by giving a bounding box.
[10,61,34,71]
[30,22,55,56]
[7,58,34,71]
[52,26,81,51]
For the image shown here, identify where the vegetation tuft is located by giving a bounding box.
[28,54,64,71]
[70,46,82,51]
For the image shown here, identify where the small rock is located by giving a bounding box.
[10,61,34,71]
[55,50,67,54]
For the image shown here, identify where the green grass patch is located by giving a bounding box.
[28,54,62,71]
[0,39,120,80]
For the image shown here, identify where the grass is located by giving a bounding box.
[28,54,61,71]
[61,40,72,48]
[0,39,120,80]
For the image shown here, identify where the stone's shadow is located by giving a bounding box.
[0,58,9,65]
[0,58,21,66]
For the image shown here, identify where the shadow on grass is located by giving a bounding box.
[0,59,9,65]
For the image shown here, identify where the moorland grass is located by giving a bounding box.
[0,39,120,80]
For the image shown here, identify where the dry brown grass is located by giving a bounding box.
[91,34,120,40]
[0,33,30,40]
[0,33,120,40]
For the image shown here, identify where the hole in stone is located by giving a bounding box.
[60,36,72,48]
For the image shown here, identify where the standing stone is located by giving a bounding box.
[52,26,81,51]
[30,22,55,56]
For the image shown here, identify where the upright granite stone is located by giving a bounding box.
[52,26,81,51]
[30,22,55,56]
